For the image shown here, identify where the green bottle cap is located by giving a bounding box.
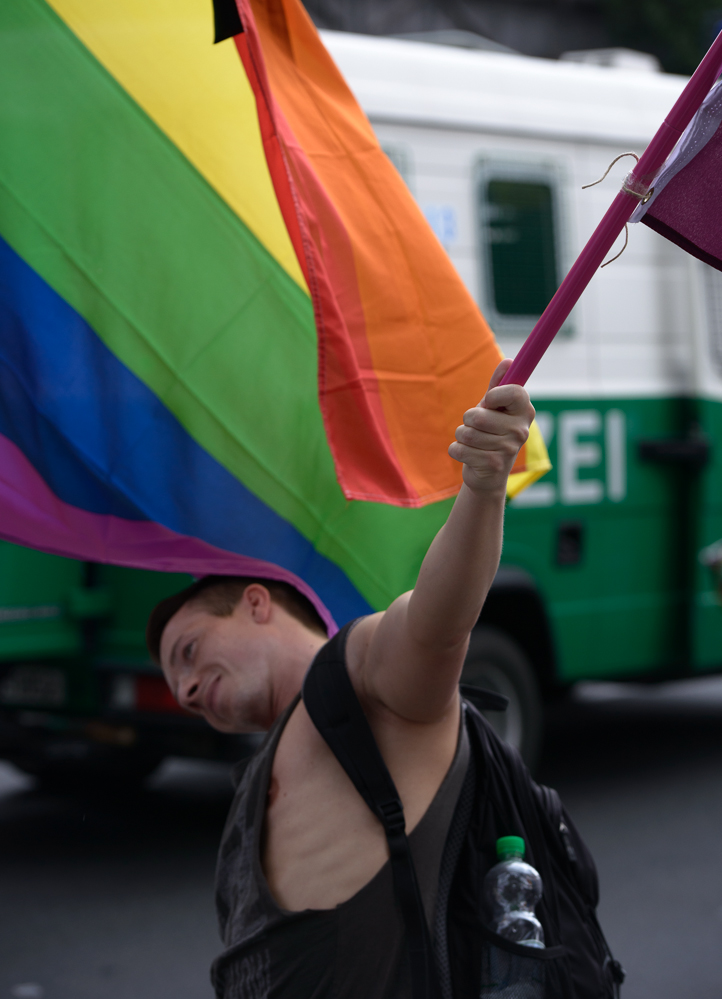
[496,836,525,860]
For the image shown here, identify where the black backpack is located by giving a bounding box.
[302,623,624,999]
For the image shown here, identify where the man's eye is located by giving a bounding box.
[183,641,196,661]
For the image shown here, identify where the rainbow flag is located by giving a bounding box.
[0,0,549,629]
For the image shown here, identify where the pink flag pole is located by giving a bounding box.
[501,30,722,388]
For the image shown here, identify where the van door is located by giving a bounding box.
[0,541,86,661]
[690,260,722,672]
[0,541,88,714]
[507,169,694,683]
[92,564,194,670]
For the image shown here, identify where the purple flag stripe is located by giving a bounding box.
[0,432,338,634]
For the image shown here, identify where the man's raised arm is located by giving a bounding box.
[353,359,535,723]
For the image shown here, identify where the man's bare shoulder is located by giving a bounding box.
[344,611,383,694]
[345,598,466,727]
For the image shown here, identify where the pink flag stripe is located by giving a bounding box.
[0,433,337,634]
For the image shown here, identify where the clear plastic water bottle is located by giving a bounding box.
[484,836,545,948]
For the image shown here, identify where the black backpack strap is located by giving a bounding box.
[459,683,509,712]
[302,622,441,999]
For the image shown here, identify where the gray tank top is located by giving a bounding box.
[212,662,470,999]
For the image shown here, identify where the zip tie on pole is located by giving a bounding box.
[621,172,655,203]
[600,224,629,268]
[582,152,639,189]
[583,154,645,267]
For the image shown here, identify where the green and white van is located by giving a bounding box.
[1,33,721,777]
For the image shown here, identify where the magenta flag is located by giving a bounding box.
[632,80,722,271]
[501,31,722,388]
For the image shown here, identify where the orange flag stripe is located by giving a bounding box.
[239,0,521,505]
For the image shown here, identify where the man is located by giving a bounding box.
[147,358,535,996]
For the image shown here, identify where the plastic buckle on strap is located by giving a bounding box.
[611,960,626,985]
[379,798,406,835]
[603,956,626,986]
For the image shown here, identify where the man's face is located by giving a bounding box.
[159,595,273,734]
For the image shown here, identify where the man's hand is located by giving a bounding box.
[448,358,535,495]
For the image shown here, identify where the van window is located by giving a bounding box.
[382,144,412,190]
[484,179,558,316]
[476,162,567,337]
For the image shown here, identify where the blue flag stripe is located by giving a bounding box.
[0,235,370,623]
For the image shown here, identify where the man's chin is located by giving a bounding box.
[202,712,237,734]
[202,712,263,736]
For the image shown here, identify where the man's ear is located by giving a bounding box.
[242,583,273,624]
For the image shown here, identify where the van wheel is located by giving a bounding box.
[461,625,543,772]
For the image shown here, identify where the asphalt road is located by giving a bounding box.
[2,678,722,999]
[541,677,722,999]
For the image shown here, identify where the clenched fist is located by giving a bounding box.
[448,359,535,495]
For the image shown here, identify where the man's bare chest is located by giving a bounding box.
[261,700,456,912]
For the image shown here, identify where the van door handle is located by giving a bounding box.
[637,436,710,468]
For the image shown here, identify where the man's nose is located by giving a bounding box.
[177,675,201,709]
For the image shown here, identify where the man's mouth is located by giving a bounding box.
[204,674,223,718]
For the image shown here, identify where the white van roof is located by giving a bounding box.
[320,30,687,146]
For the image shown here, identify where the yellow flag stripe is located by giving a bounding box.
[507,419,552,500]
[46,0,308,293]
